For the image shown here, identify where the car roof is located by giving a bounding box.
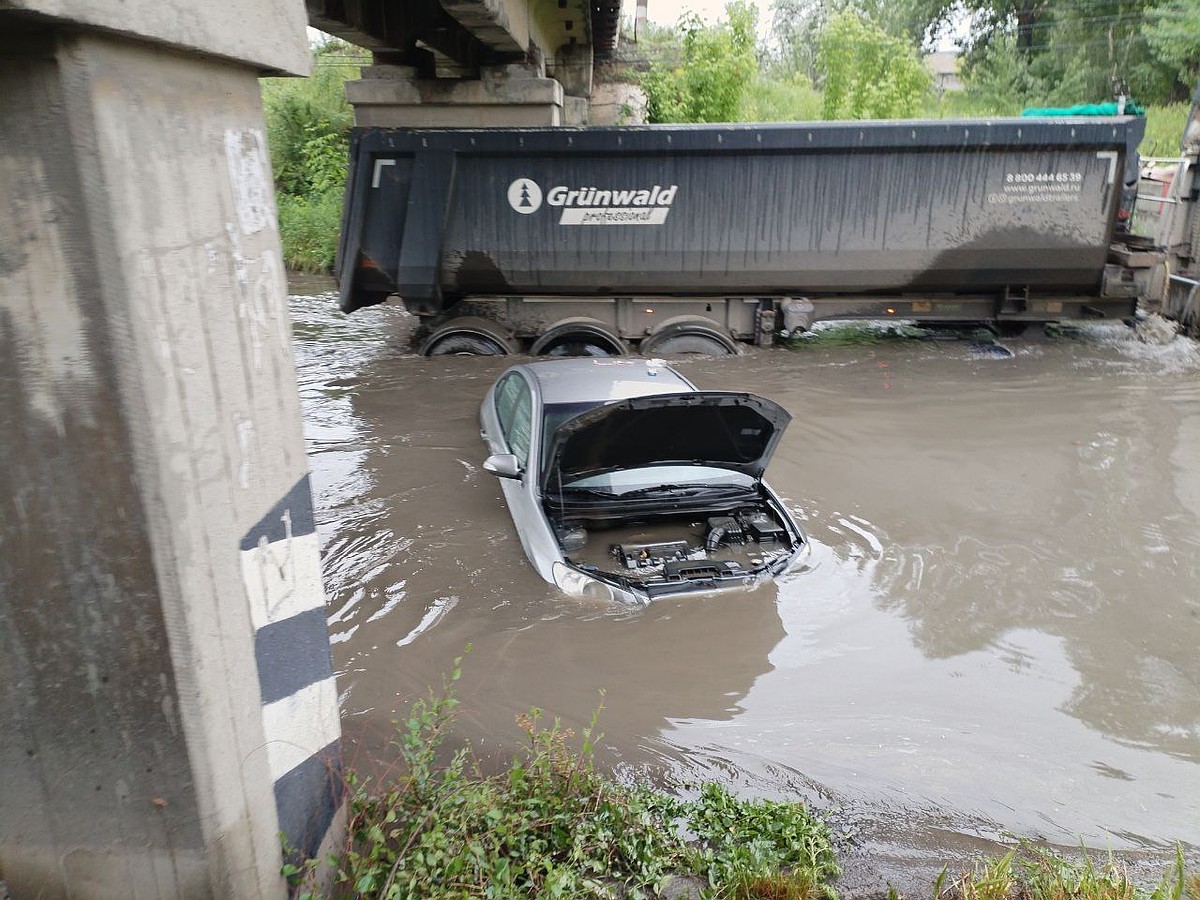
[521,358,696,405]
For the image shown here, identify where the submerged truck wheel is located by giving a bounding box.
[640,319,739,357]
[994,321,1032,338]
[420,317,517,356]
[530,319,627,357]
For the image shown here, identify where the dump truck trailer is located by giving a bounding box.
[335,117,1171,355]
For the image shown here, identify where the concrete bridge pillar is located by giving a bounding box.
[346,61,571,126]
[0,5,342,898]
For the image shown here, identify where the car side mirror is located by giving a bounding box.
[483,453,523,480]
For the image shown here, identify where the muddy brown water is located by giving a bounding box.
[290,282,1199,887]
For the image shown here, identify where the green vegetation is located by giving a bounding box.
[276,190,345,273]
[940,846,1198,900]
[737,74,825,122]
[261,40,366,272]
[287,661,1200,899]
[816,11,932,119]
[1142,103,1193,156]
[641,1,758,123]
[287,660,841,899]
[637,0,1194,155]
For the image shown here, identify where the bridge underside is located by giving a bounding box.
[307,0,619,76]
[308,0,623,126]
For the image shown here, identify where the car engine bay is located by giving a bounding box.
[558,504,800,589]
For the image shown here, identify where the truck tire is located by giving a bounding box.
[994,321,1031,338]
[641,319,739,357]
[530,319,627,357]
[420,317,517,356]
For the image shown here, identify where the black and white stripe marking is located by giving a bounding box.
[241,475,342,856]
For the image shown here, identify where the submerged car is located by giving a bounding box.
[479,358,807,604]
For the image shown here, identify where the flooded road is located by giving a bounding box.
[290,283,1200,870]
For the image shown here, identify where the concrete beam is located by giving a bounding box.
[2,0,310,75]
[441,0,525,54]
[0,15,341,898]
[347,62,564,126]
[306,0,490,71]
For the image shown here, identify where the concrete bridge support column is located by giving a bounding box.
[347,62,566,126]
[0,9,342,898]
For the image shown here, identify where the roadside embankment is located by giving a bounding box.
[289,664,1198,900]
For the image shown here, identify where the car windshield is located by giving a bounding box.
[540,400,602,468]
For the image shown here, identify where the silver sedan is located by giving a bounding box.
[479,358,807,604]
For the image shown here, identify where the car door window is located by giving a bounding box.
[494,373,520,429]
[494,373,533,465]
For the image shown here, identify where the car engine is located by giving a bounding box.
[565,505,798,588]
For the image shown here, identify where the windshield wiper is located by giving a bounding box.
[557,486,618,498]
[616,483,754,499]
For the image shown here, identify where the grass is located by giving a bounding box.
[738,75,824,122]
[288,658,840,899]
[277,188,343,273]
[1140,103,1190,157]
[938,846,1199,900]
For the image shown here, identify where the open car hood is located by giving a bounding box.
[544,392,792,488]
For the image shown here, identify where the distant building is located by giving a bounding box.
[926,51,963,94]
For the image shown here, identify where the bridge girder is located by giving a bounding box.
[306,0,618,73]
[306,0,499,70]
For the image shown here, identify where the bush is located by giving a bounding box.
[276,189,344,274]
[261,39,365,273]
[816,10,931,120]
[642,1,758,123]
[289,660,841,899]
[739,74,824,122]
[685,782,841,898]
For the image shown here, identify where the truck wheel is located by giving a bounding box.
[530,319,627,357]
[419,317,517,356]
[424,333,508,356]
[994,321,1031,338]
[641,320,738,357]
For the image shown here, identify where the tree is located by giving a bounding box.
[642,1,758,123]
[850,0,957,46]
[261,38,368,272]
[766,0,827,80]
[767,0,955,80]
[958,0,1197,106]
[816,10,932,118]
[1142,0,1200,96]
[262,39,365,196]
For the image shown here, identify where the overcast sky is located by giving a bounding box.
[643,0,758,25]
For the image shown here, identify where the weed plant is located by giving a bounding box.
[276,190,344,273]
[685,782,841,899]
[939,846,1197,900]
[288,659,840,899]
[1141,103,1191,157]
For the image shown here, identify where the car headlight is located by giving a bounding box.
[552,562,615,602]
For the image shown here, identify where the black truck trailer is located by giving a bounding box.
[336,117,1162,355]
